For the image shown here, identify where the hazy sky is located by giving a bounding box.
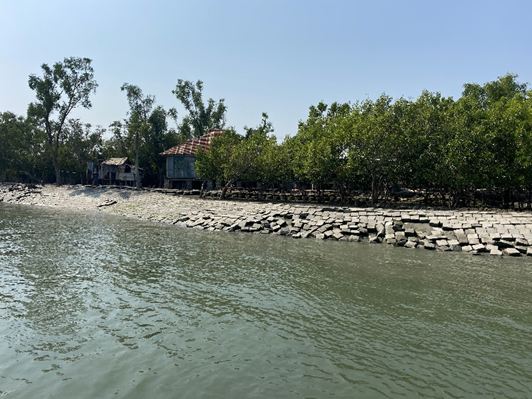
[1,0,531,141]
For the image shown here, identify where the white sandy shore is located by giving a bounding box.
[2,184,532,257]
[0,184,265,222]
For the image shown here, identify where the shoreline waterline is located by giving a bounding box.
[1,183,532,257]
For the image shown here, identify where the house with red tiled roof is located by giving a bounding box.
[160,129,223,189]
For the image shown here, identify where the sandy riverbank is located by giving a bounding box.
[2,183,532,257]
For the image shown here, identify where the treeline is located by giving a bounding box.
[196,74,532,208]
[2,56,532,208]
[0,57,226,187]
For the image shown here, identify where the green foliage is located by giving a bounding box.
[58,120,103,183]
[195,127,241,186]
[284,74,532,206]
[0,112,49,182]
[117,84,179,187]
[172,79,226,140]
[4,66,532,208]
[27,57,98,185]
[347,95,399,203]
[290,101,353,199]
[195,114,279,197]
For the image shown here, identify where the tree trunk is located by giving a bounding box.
[220,180,235,200]
[371,174,379,205]
[220,184,229,199]
[503,188,511,209]
[338,183,347,203]
[158,167,164,188]
[53,152,61,186]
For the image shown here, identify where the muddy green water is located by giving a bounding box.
[1,203,531,398]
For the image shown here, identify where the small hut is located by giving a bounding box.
[100,157,140,186]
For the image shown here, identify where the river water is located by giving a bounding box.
[1,203,531,398]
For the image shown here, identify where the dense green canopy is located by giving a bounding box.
[196,74,532,207]
[2,60,532,207]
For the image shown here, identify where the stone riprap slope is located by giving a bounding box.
[2,184,532,257]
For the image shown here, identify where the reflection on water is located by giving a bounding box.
[1,203,531,398]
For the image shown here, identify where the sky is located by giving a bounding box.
[1,0,531,141]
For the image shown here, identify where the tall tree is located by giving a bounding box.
[195,113,277,198]
[119,83,178,187]
[172,79,226,139]
[58,120,103,184]
[393,92,455,201]
[0,112,26,181]
[195,127,242,198]
[348,95,398,204]
[0,112,46,182]
[292,102,353,201]
[28,57,98,185]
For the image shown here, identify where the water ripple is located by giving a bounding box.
[0,203,531,398]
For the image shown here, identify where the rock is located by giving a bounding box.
[396,238,407,247]
[490,233,501,241]
[456,234,468,245]
[98,200,117,207]
[415,229,427,239]
[495,240,515,249]
[436,239,448,247]
[424,242,436,250]
[515,246,527,254]
[368,235,382,244]
[467,235,480,245]
[393,222,404,231]
[395,231,406,240]
[503,248,521,257]
[250,223,263,232]
[490,248,503,256]
[515,237,530,247]
[404,240,417,249]
[404,227,416,237]
[500,233,514,241]
[332,231,344,240]
[472,244,487,252]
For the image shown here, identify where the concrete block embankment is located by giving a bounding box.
[2,184,532,257]
[170,203,532,257]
